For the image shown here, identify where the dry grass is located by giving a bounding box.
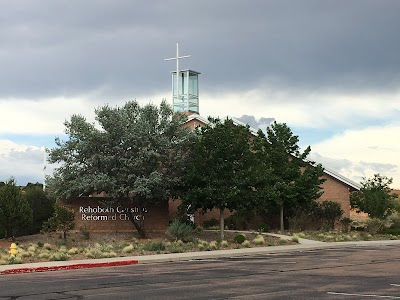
[0,230,287,265]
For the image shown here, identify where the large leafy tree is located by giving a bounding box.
[350,174,398,220]
[254,122,325,233]
[0,178,33,239]
[180,118,257,241]
[47,100,193,238]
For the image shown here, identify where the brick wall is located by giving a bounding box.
[61,198,169,233]
[318,174,351,218]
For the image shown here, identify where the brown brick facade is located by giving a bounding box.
[318,174,352,218]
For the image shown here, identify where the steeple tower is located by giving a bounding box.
[164,43,200,114]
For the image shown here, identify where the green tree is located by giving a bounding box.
[0,178,33,239]
[254,122,325,233]
[180,118,257,241]
[319,200,344,229]
[43,205,75,240]
[24,185,55,234]
[47,100,193,238]
[350,174,398,220]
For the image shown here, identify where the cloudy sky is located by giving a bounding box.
[1,0,399,188]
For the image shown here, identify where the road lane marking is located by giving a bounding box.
[327,292,400,298]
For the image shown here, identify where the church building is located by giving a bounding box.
[65,44,361,233]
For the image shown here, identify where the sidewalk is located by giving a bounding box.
[2,233,400,275]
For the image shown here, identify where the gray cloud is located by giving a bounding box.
[236,115,275,132]
[1,0,400,101]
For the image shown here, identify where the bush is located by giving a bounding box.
[252,235,265,245]
[166,220,193,242]
[366,218,385,235]
[340,217,352,233]
[241,240,251,247]
[143,241,166,252]
[291,235,300,243]
[42,205,75,240]
[319,201,344,229]
[258,223,269,233]
[79,225,90,240]
[383,228,400,236]
[233,234,246,244]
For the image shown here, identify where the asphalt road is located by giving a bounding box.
[1,245,400,300]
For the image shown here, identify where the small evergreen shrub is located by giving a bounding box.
[233,234,246,244]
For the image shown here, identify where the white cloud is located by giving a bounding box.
[310,124,400,189]
[201,86,400,129]
[0,140,45,184]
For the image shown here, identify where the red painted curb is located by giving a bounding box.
[0,259,138,275]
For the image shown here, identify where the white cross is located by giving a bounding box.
[164,43,191,106]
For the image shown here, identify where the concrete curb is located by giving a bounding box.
[0,259,138,275]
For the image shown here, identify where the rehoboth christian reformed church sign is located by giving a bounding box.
[79,205,148,222]
[63,197,170,232]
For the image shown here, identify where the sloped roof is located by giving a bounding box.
[184,114,361,191]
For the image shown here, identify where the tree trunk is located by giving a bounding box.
[219,208,225,241]
[280,204,284,234]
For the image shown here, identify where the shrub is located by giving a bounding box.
[67,247,79,255]
[165,242,184,253]
[50,252,65,261]
[38,251,51,259]
[166,220,193,242]
[258,223,269,233]
[252,235,265,245]
[143,241,165,252]
[122,244,134,253]
[233,234,246,244]
[241,240,251,247]
[340,217,352,233]
[209,241,218,250]
[220,240,229,248]
[383,228,400,236]
[279,238,288,245]
[291,235,299,243]
[43,243,52,250]
[366,218,385,235]
[79,225,90,240]
[319,201,344,229]
[42,205,75,240]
